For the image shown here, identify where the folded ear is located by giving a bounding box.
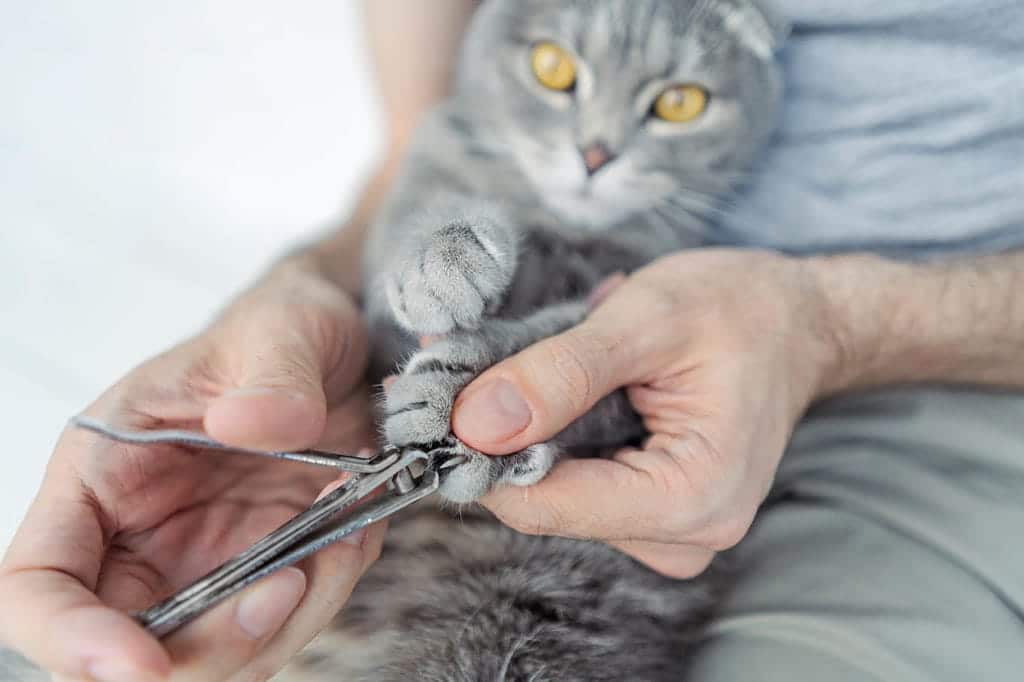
[716,1,791,60]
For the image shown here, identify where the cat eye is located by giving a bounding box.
[652,85,709,123]
[530,42,577,92]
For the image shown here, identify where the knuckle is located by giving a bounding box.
[540,332,606,412]
[704,509,757,551]
[640,432,753,549]
[647,433,720,503]
[248,354,318,392]
[659,555,714,580]
[623,543,714,580]
[663,565,706,580]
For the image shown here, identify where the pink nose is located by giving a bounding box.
[581,141,615,176]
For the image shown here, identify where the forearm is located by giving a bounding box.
[810,249,1024,394]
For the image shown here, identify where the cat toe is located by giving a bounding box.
[385,218,515,336]
[385,272,460,336]
[384,338,487,446]
[438,447,494,503]
[384,371,464,446]
[437,443,561,503]
[495,443,560,488]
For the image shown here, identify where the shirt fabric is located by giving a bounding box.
[721,0,1024,258]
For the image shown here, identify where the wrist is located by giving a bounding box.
[801,253,903,397]
[798,251,1016,396]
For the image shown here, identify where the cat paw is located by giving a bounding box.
[383,334,492,447]
[439,442,561,503]
[382,333,559,503]
[385,218,516,335]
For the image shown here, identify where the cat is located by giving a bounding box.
[1,2,786,680]
[0,2,787,680]
[363,0,786,504]
[281,0,787,679]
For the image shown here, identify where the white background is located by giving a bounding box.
[0,2,381,549]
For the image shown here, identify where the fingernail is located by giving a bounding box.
[455,379,531,442]
[87,659,164,682]
[235,567,306,639]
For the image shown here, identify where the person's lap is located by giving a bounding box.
[685,387,1024,681]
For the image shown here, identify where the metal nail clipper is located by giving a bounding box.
[70,415,465,638]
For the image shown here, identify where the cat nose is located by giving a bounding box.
[580,141,616,176]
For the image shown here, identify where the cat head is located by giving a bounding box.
[455,0,787,229]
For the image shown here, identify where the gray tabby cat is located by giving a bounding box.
[0,2,784,680]
[281,1,787,680]
[367,0,785,503]
[0,3,786,680]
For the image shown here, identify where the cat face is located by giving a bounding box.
[456,0,786,229]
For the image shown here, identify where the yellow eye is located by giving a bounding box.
[530,42,576,91]
[652,85,709,123]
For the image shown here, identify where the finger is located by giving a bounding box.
[452,280,669,454]
[169,477,386,682]
[163,568,307,682]
[608,540,715,579]
[205,388,327,452]
[480,457,655,540]
[204,295,367,451]
[452,322,631,455]
[232,513,387,681]
[586,271,626,308]
[0,570,169,682]
[316,390,376,454]
[480,446,721,543]
[0,460,170,681]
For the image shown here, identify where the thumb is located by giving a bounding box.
[204,301,366,451]
[452,320,632,455]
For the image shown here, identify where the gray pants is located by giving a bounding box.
[687,387,1024,681]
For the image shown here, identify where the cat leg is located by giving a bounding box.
[376,197,519,337]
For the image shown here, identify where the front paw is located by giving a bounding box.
[440,443,561,503]
[383,334,492,447]
[381,334,559,503]
[385,219,516,335]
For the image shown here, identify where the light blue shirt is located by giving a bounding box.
[721,0,1024,257]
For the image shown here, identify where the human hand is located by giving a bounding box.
[451,250,842,578]
[0,264,383,682]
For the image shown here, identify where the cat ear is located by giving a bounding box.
[717,1,791,60]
